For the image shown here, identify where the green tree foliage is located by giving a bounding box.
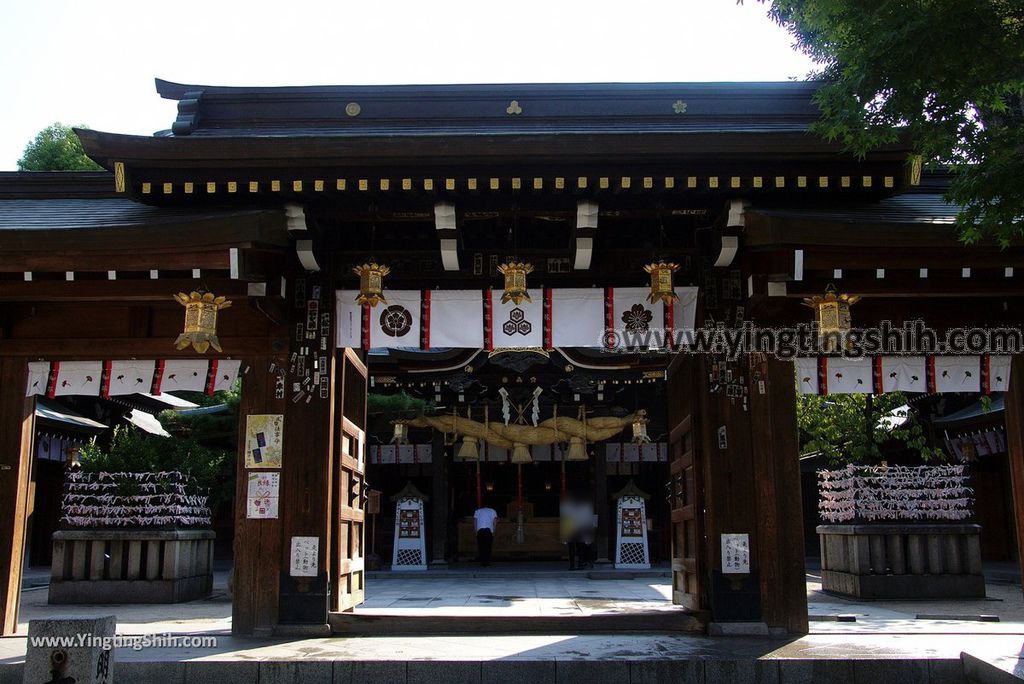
[17,123,102,171]
[77,426,233,506]
[367,391,432,417]
[759,0,1024,245]
[797,391,942,464]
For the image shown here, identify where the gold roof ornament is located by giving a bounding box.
[643,261,680,305]
[353,262,390,307]
[803,284,861,353]
[497,261,534,305]
[173,291,232,353]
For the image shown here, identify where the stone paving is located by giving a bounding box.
[3,564,1024,681]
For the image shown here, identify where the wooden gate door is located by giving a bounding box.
[667,354,703,610]
[332,348,368,612]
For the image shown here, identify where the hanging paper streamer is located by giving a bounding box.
[818,464,973,523]
[60,471,212,528]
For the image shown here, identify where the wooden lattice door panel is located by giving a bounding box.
[333,348,367,612]
[670,415,702,610]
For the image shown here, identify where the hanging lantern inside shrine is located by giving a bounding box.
[353,262,390,307]
[643,261,680,305]
[632,416,651,444]
[497,261,534,305]
[391,422,409,445]
[455,435,479,461]
[803,284,861,352]
[173,291,232,353]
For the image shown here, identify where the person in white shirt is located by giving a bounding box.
[473,504,498,566]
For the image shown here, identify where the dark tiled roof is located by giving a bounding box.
[753,192,959,225]
[154,79,824,138]
[0,198,270,231]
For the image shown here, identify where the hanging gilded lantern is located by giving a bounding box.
[803,284,861,352]
[173,291,232,353]
[353,262,390,307]
[391,422,409,445]
[497,261,534,305]
[632,416,651,444]
[643,261,680,305]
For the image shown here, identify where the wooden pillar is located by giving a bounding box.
[749,357,808,634]
[430,431,448,565]
[231,359,284,636]
[695,355,807,633]
[594,445,610,562]
[0,358,34,635]
[1003,355,1024,589]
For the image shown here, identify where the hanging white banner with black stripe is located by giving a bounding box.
[797,355,1011,395]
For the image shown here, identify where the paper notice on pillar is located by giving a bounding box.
[427,290,484,348]
[824,357,872,394]
[935,356,981,392]
[795,357,820,394]
[988,356,1012,392]
[721,533,750,574]
[606,443,622,462]
[623,443,641,462]
[398,445,416,463]
[611,288,664,348]
[246,471,280,519]
[245,414,284,468]
[369,290,421,349]
[53,361,103,396]
[212,359,242,392]
[881,356,927,393]
[550,288,605,348]
[290,536,319,577]
[162,360,210,392]
[379,445,397,464]
[107,360,156,396]
[672,286,700,335]
[490,294,544,349]
[335,290,363,348]
[25,361,49,396]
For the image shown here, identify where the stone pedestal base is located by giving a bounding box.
[817,524,984,599]
[49,529,215,604]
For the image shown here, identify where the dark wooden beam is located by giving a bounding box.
[0,278,260,302]
[0,249,232,273]
[778,272,1024,298]
[0,336,284,358]
[0,358,34,635]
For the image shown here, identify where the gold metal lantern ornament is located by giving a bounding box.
[631,414,651,445]
[803,284,861,352]
[497,261,534,305]
[353,262,390,307]
[644,261,680,305]
[173,291,232,353]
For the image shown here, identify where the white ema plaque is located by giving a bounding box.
[721,533,750,575]
[290,536,319,577]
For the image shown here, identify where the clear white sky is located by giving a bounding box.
[0,0,816,170]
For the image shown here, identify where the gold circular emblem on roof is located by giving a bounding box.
[345,102,361,117]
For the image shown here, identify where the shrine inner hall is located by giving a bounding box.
[3,78,1024,640]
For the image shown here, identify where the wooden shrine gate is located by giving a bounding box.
[663,354,808,633]
[331,348,368,612]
